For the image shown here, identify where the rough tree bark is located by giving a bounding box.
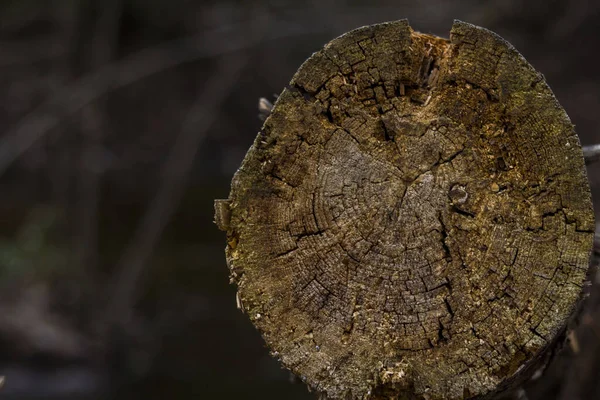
[214,20,594,400]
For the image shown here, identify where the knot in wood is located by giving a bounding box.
[215,20,594,400]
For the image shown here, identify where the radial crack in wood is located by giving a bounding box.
[215,20,594,400]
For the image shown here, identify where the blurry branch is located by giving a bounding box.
[0,21,328,178]
[0,38,67,68]
[583,144,600,165]
[105,8,269,331]
[88,0,123,68]
[0,284,88,360]
[46,2,79,215]
[77,107,104,271]
[75,0,123,277]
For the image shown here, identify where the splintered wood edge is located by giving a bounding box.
[214,199,231,231]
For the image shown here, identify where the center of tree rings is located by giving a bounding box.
[216,20,594,400]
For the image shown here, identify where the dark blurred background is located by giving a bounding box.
[0,1,599,399]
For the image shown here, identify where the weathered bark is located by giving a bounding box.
[214,20,594,400]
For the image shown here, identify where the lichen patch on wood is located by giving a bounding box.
[215,20,594,400]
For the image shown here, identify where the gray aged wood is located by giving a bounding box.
[215,20,594,400]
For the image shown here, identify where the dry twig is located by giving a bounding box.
[583,144,600,164]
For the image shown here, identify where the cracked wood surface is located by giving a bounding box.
[214,20,594,400]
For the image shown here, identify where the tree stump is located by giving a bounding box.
[214,20,594,400]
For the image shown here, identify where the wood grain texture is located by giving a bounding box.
[215,20,594,399]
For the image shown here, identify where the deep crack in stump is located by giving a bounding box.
[214,20,594,400]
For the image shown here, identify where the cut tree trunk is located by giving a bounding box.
[214,20,594,400]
